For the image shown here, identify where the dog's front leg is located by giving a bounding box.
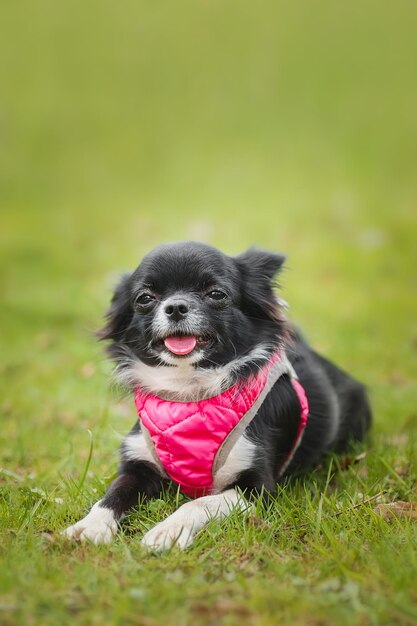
[141,488,248,552]
[62,460,165,545]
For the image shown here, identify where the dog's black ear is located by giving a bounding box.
[235,248,286,323]
[97,272,133,341]
[235,248,286,284]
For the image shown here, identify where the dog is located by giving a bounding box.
[63,241,371,551]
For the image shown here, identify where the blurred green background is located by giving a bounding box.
[1,1,416,472]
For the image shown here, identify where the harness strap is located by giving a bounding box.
[277,378,309,476]
[212,352,296,475]
[141,423,166,475]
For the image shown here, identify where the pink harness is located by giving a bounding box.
[134,352,309,498]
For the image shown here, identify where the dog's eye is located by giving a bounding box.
[207,290,227,301]
[135,293,155,306]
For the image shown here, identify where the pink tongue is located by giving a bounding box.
[164,335,197,355]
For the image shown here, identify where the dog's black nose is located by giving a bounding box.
[164,301,189,322]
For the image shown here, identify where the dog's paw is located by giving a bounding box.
[141,516,196,552]
[141,490,246,553]
[62,502,118,545]
[62,518,117,544]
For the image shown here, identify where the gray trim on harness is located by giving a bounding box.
[140,423,166,475]
[212,352,297,477]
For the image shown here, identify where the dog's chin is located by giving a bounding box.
[154,346,208,367]
[150,333,213,367]
[116,338,275,402]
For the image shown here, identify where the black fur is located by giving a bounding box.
[97,241,371,518]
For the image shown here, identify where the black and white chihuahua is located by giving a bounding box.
[63,242,371,551]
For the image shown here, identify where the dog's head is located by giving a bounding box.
[99,242,288,398]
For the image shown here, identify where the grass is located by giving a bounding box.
[1,1,417,624]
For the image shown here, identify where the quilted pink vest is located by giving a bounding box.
[134,352,309,498]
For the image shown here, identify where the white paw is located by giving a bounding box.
[141,489,247,553]
[62,502,118,545]
[141,517,196,552]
